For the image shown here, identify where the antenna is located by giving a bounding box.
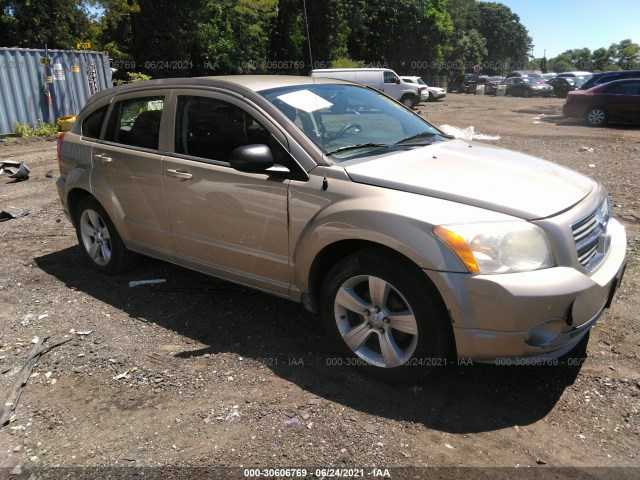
[303,0,328,191]
[302,0,313,69]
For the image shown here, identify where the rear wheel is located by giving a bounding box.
[321,250,452,383]
[586,106,609,126]
[74,196,138,274]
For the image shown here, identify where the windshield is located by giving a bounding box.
[260,83,447,161]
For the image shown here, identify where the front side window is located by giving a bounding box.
[105,96,164,149]
[383,71,398,84]
[174,96,270,162]
[81,105,109,139]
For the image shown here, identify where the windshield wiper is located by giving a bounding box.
[394,131,453,145]
[326,143,389,155]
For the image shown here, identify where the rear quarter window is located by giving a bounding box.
[81,105,109,139]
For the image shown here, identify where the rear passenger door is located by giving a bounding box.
[604,81,640,121]
[91,91,175,258]
[162,92,292,297]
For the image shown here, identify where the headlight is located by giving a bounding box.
[433,222,554,274]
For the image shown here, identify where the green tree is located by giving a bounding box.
[592,46,614,71]
[475,2,532,70]
[570,48,592,71]
[0,0,99,49]
[615,39,640,69]
[547,54,572,73]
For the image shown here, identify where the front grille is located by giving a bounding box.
[571,197,611,270]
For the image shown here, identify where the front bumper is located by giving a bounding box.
[426,218,626,360]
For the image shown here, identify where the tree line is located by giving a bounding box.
[1,0,637,81]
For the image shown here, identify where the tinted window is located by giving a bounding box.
[81,105,108,139]
[607,81,640,95]
[105,96,164,149]
[174,96,270,161]
[383,71,398,83]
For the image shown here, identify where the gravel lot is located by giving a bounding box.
[0,93,638,479]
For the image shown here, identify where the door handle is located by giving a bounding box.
[93,153,112,164]
[165,169,193,180]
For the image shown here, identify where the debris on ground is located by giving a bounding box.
[0,336,72,427]
[438,124,501,141]
[0,160,31,181]
[0,209,30,222]
[128,279,167,288]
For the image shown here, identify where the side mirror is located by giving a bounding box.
[229,144,274,173]
[396,78,401,84]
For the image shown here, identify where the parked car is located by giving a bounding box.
[312,68,420,108]
[57,75,626,382]
[563,78,640,126]
[505,71,543,81]
[448,73,479,93]
[425,84,446,101]
[558,71,593,84]
[580,69,640,90]
[502,77,554,97]
[547,77,580,98]
[480,76,504,95]
[400,76,429,102]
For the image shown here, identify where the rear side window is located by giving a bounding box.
[607,81,640,95]
[174,96,270,162]
[105,96,164,149]
[81,105,109,139]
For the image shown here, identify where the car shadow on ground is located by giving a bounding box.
[36,246,585,435]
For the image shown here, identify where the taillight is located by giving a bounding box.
[57,132,66,170]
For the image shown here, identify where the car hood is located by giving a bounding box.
[343,140,595,220]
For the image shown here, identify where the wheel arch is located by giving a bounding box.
[305,240,448,317]
[67,188,93,227]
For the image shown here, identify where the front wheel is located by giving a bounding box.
[74,196,138,274]
[320,250,452,382]
[586,106,609,126]
[401,95,416,109]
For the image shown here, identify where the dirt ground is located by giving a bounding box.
[0,93,638,479]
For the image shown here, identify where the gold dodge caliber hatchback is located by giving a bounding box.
[57,76,627,382]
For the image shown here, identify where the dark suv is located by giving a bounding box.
[448,73,479,93]
[580,70,640,90]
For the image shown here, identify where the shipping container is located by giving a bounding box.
[0,47,112,136]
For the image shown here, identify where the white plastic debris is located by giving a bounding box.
[439,124,501,141]
[128,279,167,288]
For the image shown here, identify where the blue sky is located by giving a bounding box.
[487,0,640,58]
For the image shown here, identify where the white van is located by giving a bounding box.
[311,68,421,108]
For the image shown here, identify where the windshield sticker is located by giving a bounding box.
[276,90,333,113]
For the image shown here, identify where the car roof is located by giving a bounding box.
[85,75,352,108]
[592,77,640,89]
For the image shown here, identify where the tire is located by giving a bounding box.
[320,250,452,383]
[523,89,531,98]
[586,106,609,126]
[74,196,138,274]
[401,95,416,109]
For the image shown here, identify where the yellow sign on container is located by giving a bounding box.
[71,65,80,73]
[76,42,92,49]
